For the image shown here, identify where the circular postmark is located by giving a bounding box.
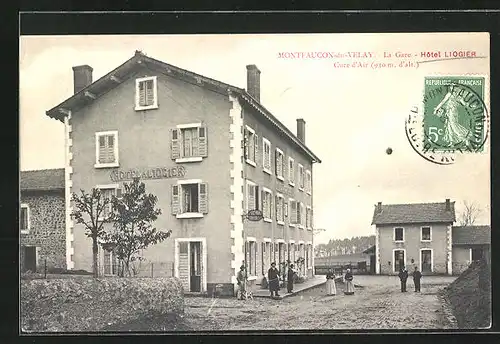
[406,77,489,165]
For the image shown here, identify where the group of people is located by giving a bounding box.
[236,263,424,300]
[325,267,354,296]
[398,266,423,292]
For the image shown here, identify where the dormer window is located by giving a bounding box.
[135,76,158,111]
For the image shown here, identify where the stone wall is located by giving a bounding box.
[20,190,66,271]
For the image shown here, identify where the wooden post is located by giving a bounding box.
[151,263,154,278]
[44,259,47,279]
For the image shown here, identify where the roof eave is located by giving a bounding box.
[239,93,322,163]
[21,187,65,192]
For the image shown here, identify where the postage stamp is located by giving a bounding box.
[406,76,489,165]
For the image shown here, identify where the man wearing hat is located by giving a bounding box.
[268,262,280,298]
[236,265,247,300]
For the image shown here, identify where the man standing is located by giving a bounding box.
[398,267,408,292]
[236,265,247,300]
[412,266,422,292]
[268,262,280,298]
[287,264,295,293]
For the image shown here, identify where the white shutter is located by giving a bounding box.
[199,183,208,214]
[198,127,207,157]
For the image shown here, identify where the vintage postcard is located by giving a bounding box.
[20,33,490,332]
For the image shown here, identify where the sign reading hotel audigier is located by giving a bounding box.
[110,166,186,182]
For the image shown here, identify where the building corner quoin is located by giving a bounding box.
[64,112,75,270]
[229,93,245,289]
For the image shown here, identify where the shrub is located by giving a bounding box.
[21,277,184,332]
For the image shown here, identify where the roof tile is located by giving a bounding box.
[20,168,65,191]
[372,201,456,225]
[452,225,491,245]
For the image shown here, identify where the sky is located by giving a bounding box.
[19,33,491,244]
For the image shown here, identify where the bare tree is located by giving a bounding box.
[458,201,483,226]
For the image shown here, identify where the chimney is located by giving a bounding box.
[246,65,261,102]
[72,65,93,94]
[297,118,306,143]
[377,202,382,213]
[445,198,451,211]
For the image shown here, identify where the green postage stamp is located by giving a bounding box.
[422,76,487,153]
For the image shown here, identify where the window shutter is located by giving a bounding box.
[199,183,208,214]
[254,134,259,164]
[138,81,146,107]
[291,201,297,224]
[171,129,180,159]
[198,126,207,157]
[275,195,279,220]
[171,185,180,214]
[116,187,122,199]
[244,130,249,159]
[98,135,106,163]
[260,188,264,212]
[107,135,115,163]
[145,80,155,106]
[255,185,260,210]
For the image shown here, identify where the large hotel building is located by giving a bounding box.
[46,51,321,295]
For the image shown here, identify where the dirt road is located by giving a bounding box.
[181,275,457,331]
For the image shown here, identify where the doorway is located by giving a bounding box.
[421,249,432,273]
[190,242,201,292]
[393,250,405,273]
[471,247,484,261]
[22,246,37,272]
[175,239,206,293]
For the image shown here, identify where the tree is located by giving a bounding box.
[71,188,113,278]
[104,178,172,277]
[458,200,483,226]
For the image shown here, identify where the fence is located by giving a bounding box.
[20,259,175,279]
[314,261,369,276]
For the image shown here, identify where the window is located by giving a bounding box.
[288,157,295,186]
[244,126,258,166]
[306,206,313,230]
[262,188,273,222]
[262,138,272,174]
[289,243,295,263]
[96,185,121,221]
[420,249,433,273]
[289,199,297,226]
[275,194,285,225]
[297,202,304,228]
[306,170,312,194]
[275,148,285,181]
[95,131,119,168]
[135,76,158,111]
[172,181,208,218]
[102,245,121,276]
[421,226,432,241]
[298,164,304,191]
[393,249,406,273]
[246,239,257,277]
[171,124,208,162]
[394,227,404,242]
[261,242,266,275]
[246,181,260,211]
[20,204,30,234]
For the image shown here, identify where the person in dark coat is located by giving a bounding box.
[268,262,280,297]
[398,267,409,292]
[287,264,295,293]
[412,266,422,292]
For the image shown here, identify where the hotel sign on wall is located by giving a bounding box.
[110,166,186,182]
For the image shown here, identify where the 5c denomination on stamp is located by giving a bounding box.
[406,76,488,165]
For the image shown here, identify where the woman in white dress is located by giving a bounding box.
[344,268,355,295]
[325,268,337,296]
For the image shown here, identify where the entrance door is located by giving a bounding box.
[23,246,37,272]
[369,255,376,274]
[190,242,201,292]
[471,247,483,261]
[176,239,205,293]
[421,249,432,273]
[394,250,405,273]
